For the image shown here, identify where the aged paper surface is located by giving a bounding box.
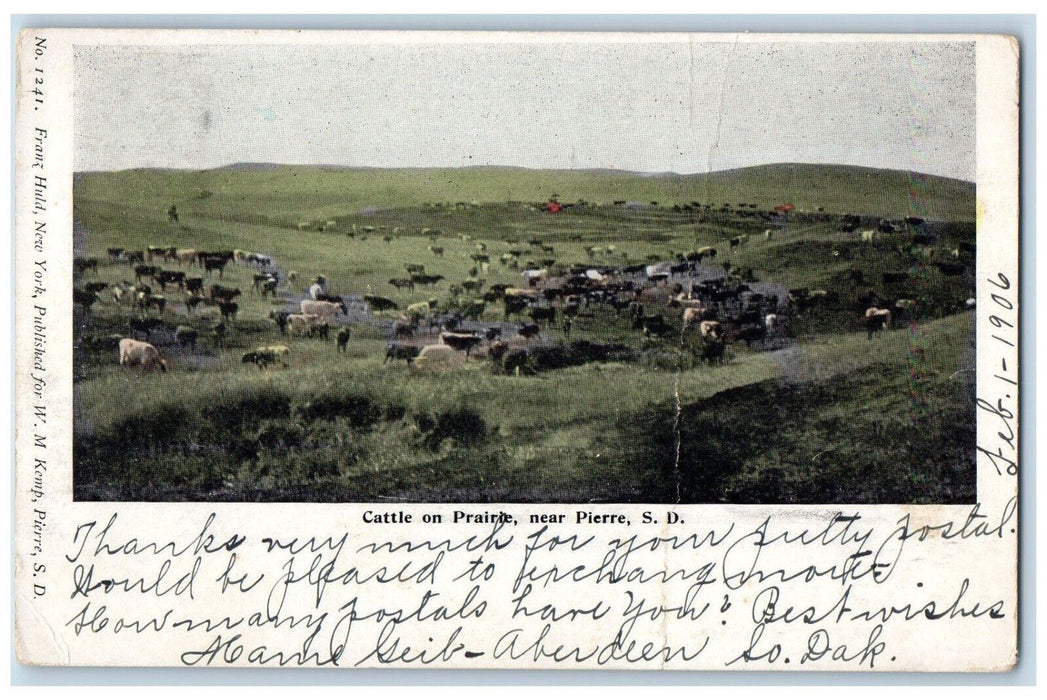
[13,30,1018,670]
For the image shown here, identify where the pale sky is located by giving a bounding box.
[74,37,976,181]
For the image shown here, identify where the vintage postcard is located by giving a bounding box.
[13,30,1019,670]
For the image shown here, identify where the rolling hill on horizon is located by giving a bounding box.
[74,162,975,224]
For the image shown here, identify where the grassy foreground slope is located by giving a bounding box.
[74,314,975,503]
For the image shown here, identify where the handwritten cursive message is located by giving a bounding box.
[53,504,1015,669]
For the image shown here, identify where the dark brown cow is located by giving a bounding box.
[439,331,482,357]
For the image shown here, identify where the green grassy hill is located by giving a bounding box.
[74,162,975,225]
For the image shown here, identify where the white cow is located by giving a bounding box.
[699,320,722,339]
[175,248,198,266]
[287,313,323,336]
[645,263,672,278]
[309,280,329,300]
[300,299,344,319]
[682,307,704,330]
[413,343,460,370]
[675,293,705,310]
[118,338,167,372]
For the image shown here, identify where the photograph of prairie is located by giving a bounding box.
[71,37,977,503]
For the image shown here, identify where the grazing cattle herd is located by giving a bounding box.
[73,206,975,385]
[64,164,986,506]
